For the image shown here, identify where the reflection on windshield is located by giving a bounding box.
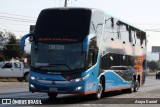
[31,42,85,71]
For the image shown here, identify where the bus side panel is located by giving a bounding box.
[101,71,132,91]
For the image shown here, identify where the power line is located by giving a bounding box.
[0,11,36,24]
[146,30,160,32]
[0,11,36,19]
[135,22,160,25]
[0,17,35,23]
[0,16,35,23]
[145,28,160,31]
[0,15,35,22]
[0,27,28,33]
[0,22,32,26]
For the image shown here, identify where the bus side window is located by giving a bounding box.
[87,49,97,68]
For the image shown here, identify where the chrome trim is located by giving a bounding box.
[37,79,72,85]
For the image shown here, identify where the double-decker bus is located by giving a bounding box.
[21,8,147,99]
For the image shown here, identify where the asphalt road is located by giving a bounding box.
[0,76,160,107]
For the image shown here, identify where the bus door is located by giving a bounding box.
[87,49,98,87]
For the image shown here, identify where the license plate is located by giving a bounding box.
[49,88,58,92]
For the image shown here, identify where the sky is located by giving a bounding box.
[0,0,160,55]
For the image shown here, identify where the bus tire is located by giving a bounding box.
[129,80,135,93]
[134,80,139,92]
[123,80,134,93]
[48,93,58,99]
[93,79,103,99]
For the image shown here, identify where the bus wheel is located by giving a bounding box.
[48,93,58,99]
[125,80,134,93]
[94,79,103,99]
[122,80,135,93]
[130,80,135,93]
[134,80,139,92]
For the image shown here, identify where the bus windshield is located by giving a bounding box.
[31,42,85,72]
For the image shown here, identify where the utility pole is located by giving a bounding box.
[64,0,67,7]
[64,0,77,7]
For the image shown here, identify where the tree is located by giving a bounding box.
[0,31,23,61]
[147,61,159,72]
[0,31,7,61]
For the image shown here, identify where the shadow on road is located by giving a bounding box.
[42,91,125,104]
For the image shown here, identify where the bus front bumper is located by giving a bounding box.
[29,79,97,95]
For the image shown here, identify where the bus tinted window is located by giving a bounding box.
[34,8,91,43]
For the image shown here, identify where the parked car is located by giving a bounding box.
[0,61,29,82]
[156,68,160,79]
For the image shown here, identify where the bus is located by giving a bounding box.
[21,8,147,99]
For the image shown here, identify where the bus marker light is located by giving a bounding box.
[30,84,35,89]
[70,74,90,82]
[75,86,82,91]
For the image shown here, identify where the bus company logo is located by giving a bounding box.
[2,99,11,104]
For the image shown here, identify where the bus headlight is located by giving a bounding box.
[75,86,82,90]
[30,76,36,81]
[70,74,90,82]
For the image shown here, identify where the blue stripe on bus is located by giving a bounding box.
[100,70,132,89]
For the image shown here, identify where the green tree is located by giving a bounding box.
[2,31,23,60]
[147,61,159,72]
[0,31,7,61]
